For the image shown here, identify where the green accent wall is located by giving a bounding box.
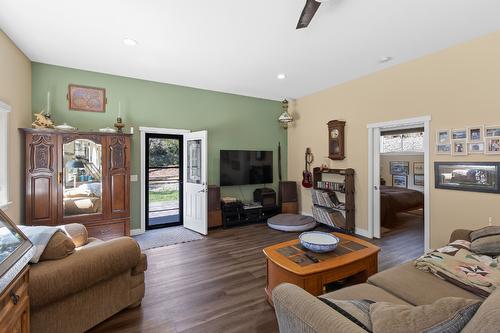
[31,63,287,230]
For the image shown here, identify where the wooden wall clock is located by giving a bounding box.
[328,120,346,160]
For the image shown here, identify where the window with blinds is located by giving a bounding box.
[380,128,424,153]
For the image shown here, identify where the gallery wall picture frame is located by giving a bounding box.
[451,128,467,140]
[452,140,467,156]
[468,142,484,154]
[467,125,484,142]
[467,125,484,143]
[434,162,500,194]
[436,129,450,144]
[413,162,424,175]
[390,161,409,175]
[485,137,500,155]
[392,175,408,188]
[68,84,107,113]
[436,144,451,155]
[485,126,500,138]
[414,174,424,186]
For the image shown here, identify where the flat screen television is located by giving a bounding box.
[220,150,273,186]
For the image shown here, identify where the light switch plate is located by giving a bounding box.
[130,174,138,182]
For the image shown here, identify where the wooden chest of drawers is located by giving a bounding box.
[0,267,30,333]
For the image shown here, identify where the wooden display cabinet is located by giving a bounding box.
[21,128,132,240]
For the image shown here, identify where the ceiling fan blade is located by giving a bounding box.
[296,0,321,29]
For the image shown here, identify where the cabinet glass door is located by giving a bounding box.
[62,139,103,216]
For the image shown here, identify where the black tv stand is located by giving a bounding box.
[221,201,279,228]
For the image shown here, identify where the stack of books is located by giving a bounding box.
[316,181,345,193]
[311,189,347,229]
[311,189,344,210]
[312,206,346,229]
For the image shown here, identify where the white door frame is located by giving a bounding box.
[367,116,431,252]
[134,127,190,236]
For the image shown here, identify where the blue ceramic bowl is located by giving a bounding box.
[299,231,340,253]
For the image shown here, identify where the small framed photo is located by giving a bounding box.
[467,126,484,142]
[436,144,451,155]
[468,142,484,154]
[436,130,450,144]
[452,140,467,156]
[390,161,409,175]
[451,128,467,140]
[485,138,500,155]
[414,174,424,186]
[485,126,500,138]
[413,162,424,175]
[392,175,408,188]
[68,84,106,113]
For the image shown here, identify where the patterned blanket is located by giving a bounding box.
[415,240,500,297]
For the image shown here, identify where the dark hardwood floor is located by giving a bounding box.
[89,218,424,333]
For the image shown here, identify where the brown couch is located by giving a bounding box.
[29,229,147,333]
[272,229,499,333]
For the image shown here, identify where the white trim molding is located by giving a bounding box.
[367,115,431,129]
[0,101,12,113]
[139,127,190,135]
[367,116,431,252]
[139,127,191,235]
[0,101,11,209]
[130,229,143,236]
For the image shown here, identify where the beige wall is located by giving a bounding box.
[0,30,32,223]
[288,31,500,248]
[380,154,424,191]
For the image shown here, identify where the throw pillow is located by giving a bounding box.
[470,226,500,256]
[370,297,481,333]
[461,287,500,333]
[60,223,88,247]
[39,230,76,261]
[318,297,373,332]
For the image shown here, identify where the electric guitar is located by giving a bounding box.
[302,148,313,188]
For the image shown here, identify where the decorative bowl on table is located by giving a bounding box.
[299,231,340,253]
[54,123,77,131]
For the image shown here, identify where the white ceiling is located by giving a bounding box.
[1,0,500,100]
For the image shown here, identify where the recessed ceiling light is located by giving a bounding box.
[123,38,138,46]
[277,73,287,80]
[379,56,393,63]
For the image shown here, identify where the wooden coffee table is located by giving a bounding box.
[263,232,380,305]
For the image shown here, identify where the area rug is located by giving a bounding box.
[133,226,205,250]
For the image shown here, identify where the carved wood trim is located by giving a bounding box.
[62,134,102,144]
[109,136,126,171]
[29,135,54,173]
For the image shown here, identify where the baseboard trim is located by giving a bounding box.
[355,228,371,238]
[130,228,145,236]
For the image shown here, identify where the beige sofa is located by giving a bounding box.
[29,230,147,333]
[273,229,499,333]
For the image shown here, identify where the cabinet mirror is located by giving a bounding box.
[63,139,103,216]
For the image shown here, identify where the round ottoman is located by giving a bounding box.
[267,214,317,232]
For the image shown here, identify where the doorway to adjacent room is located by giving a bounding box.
[145,133,183,229]
[368,116,431,252]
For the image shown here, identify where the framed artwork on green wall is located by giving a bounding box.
[67,84,106,112]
